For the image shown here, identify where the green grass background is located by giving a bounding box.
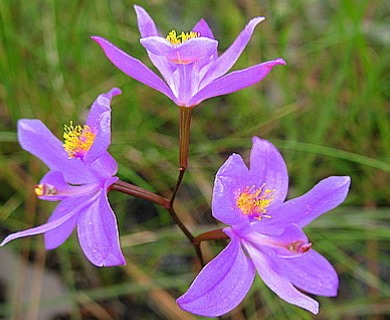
[0,0,389,319]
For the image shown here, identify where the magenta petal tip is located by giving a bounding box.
[107,87,122,98]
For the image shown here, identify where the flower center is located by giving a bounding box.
[166,30,200,45]
[35,184,57,196]
[287,240,312,254]
[63,122,96,159]
[236,184,274,220]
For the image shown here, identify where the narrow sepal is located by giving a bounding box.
[269,176,351,231]
[278,250,339,296]
[1,204,81,247]
[201,17,265,86]
[134,5,159,37]
[77,186,125,267]
[91,36,176,102]
[190,59,286,106]
[244,242,319,314]
[44,198,82,249]
[177,232,255,317]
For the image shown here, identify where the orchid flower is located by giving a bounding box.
[92,5,286,108]
[177,137,351,316]
[1,88,126,267]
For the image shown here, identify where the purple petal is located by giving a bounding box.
[192,19,218,69]
[91,36,176,103]
[175,64,195,105]
[200,17,265,87]
[77,187,125,267]
[145,53,176,94]
[248,136,289,208]
[0,202,81,247]
[37,171,104,202]
[269,176,351,230]
[243,241,319,314]
[139,37,176,55]
[89,153,118,178]
[134,5,159,37]
[18,120,96,184]
[18,119,65,161]
[177,231,255,317]
[89,87,121,116]
[133,5,178,91]
[247,224,310,258]
[105,87,121,99]
[278,250,339,296]
[37,171,73,201]
[212,153,251,225]
[192,19,215,39]
[190,58,286,106]
[140,37,218,65]
[85,88,121,164]
[44,198,82,249]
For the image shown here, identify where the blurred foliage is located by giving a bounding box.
[0,0,389,319]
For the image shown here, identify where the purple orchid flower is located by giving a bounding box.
[1,88,126,267]
[177,137,351,316]
[92,5,286,108]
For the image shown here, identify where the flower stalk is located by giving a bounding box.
[170,107,193,205]
[112,180,170,208]
[193,228,229,267]
[168,106,204,262]
[112,107,201,262]
[179,107,192,170]
[194,228,229,243]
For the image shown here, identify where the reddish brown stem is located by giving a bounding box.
[178,107,192,170]
[111,180,169,208]
[195,228,229,243]
[112,107,211,266]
